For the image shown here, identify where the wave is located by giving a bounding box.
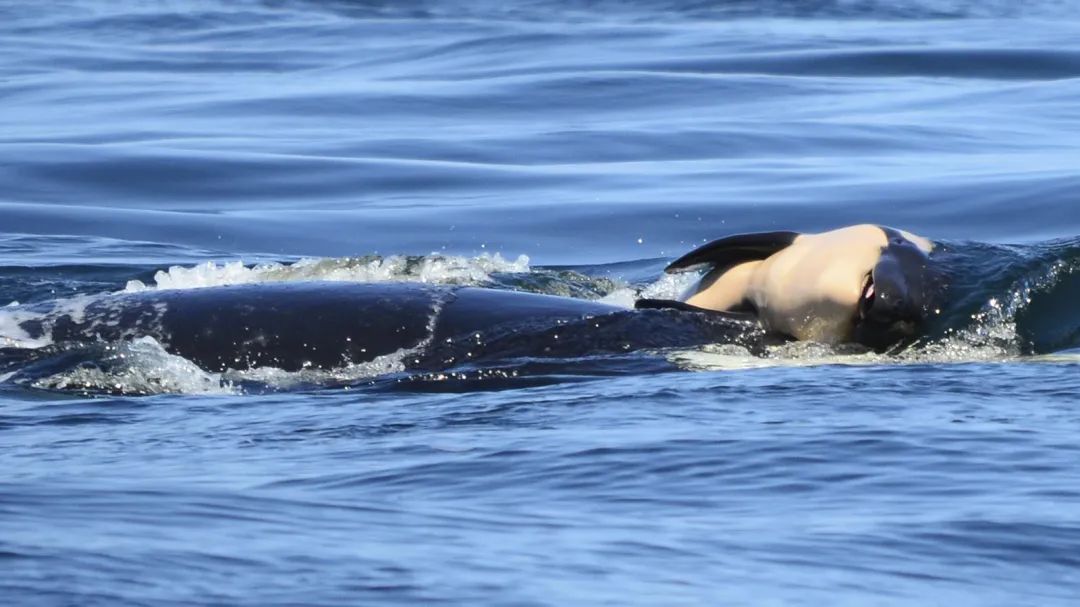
[296,0,1080,22]
[16,1,1080,44]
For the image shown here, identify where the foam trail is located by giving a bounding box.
[124,253,530,292]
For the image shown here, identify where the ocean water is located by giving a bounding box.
[3,1,1080,604]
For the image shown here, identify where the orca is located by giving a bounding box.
[638,224,941,350]
[5,282,762,373]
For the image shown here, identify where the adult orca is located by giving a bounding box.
[638,224,942,350]
[5,282,762,373]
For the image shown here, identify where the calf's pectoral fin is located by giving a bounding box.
[634,298,759,323]
[664,231,800,274]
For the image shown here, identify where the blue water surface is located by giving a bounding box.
[2,1,1080,604]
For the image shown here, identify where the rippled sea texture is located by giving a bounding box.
[3,1,1080,605]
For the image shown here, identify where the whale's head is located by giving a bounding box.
[850,227,942,351]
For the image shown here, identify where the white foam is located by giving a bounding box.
[224,346,421,389]
[0,308,54,349]
[32,337,236,396]
[49,293,97,325]
[124,253,530,293]
[1,290,125,350]
[668,337,1024,372]
[599,272,701,309]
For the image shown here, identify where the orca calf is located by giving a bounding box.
[639,224,943,350]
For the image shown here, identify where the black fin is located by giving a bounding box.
[665,231,799,274]
[635,298,706,312]
[634,298,758,323]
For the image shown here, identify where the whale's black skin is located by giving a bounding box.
[14,282,761,373]
[852,227,944,351]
